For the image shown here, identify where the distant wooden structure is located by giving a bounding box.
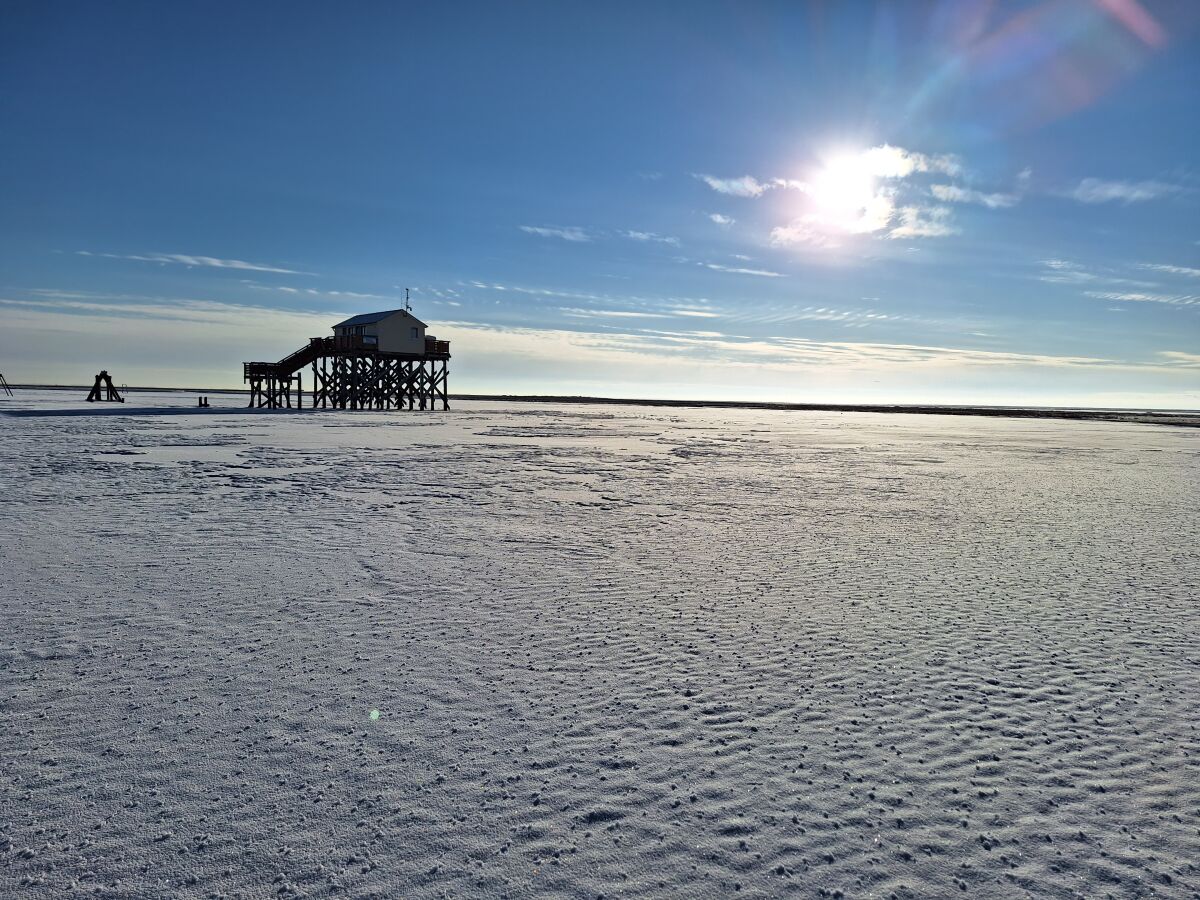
[243,307,450,410]
[86,371,125,403]
[0,373,12,397]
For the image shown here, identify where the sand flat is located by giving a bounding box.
[1,391,1198,898]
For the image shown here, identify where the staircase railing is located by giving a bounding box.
[246,334,450,381]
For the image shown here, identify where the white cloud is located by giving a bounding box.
[1043,258,1084,271]
[245,284,400,302]
[853,192,899,234]
[1140,263,1200,278]
[519,225,592,242]
[770,146,960,192]
[859,144,962,178]
[888,206,958,239]
[770,220,841,248]
[708,213,735,226]
[767,145,966,247]
[459,281,727,318]
[1068,178,1181,204]
[1038,259,1107,285]
[673,309,720,318]
[623,230,681,246]
[733,304,962,331]
[770,187,898,247]
[694,174,768,197]
[1038,259,1160,288]
[931,184,1018,208]
[1084,291,1199,306]
[76,250,313,275]
[700,146,961,200]
[4,290,336,327]
[438,319,1145,374]
[1159,351,1200,367]
[702,262,786,277]
[559,307,671,319]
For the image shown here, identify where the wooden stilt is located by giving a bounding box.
[243,336,450,413]
[86,370,125,403]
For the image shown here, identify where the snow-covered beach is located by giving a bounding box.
[2,391,1198,898]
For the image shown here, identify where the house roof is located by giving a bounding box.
[334,308,427,329]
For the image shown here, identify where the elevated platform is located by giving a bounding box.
[244,336,450,410]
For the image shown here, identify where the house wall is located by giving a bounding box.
[374,312,426,354]
[334,311,426,354]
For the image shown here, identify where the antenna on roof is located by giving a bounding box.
[405,288,412,312]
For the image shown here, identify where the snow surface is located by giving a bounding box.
[2,390,1198,898]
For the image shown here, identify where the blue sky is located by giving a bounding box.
[2,1,1198,406]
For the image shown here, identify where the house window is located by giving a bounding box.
[411,327,419,339]
[355,325,366,336]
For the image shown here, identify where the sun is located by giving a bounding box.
[809,152,878,220]
[793,148,898,238]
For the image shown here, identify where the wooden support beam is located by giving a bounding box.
[245,348,449,414]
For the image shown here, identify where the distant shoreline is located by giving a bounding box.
[453,395,1200,428]
[7,384,1199,427]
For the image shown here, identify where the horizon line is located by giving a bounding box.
[5,384,1199,425]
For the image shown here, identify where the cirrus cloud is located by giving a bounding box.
[1140,263,1200,278]
[76,250,313,275]
[931,184,1018,209]
[693,174,768,197]
[623,230,681,246]
[701,262,786,277]
[519,225,592,242]
[889,206,958,239]
[1068,178,1181,204]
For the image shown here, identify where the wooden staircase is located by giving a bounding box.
[243,336,451,410]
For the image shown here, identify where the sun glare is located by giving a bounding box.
[794,148,898,239]
[809,153,877,218]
